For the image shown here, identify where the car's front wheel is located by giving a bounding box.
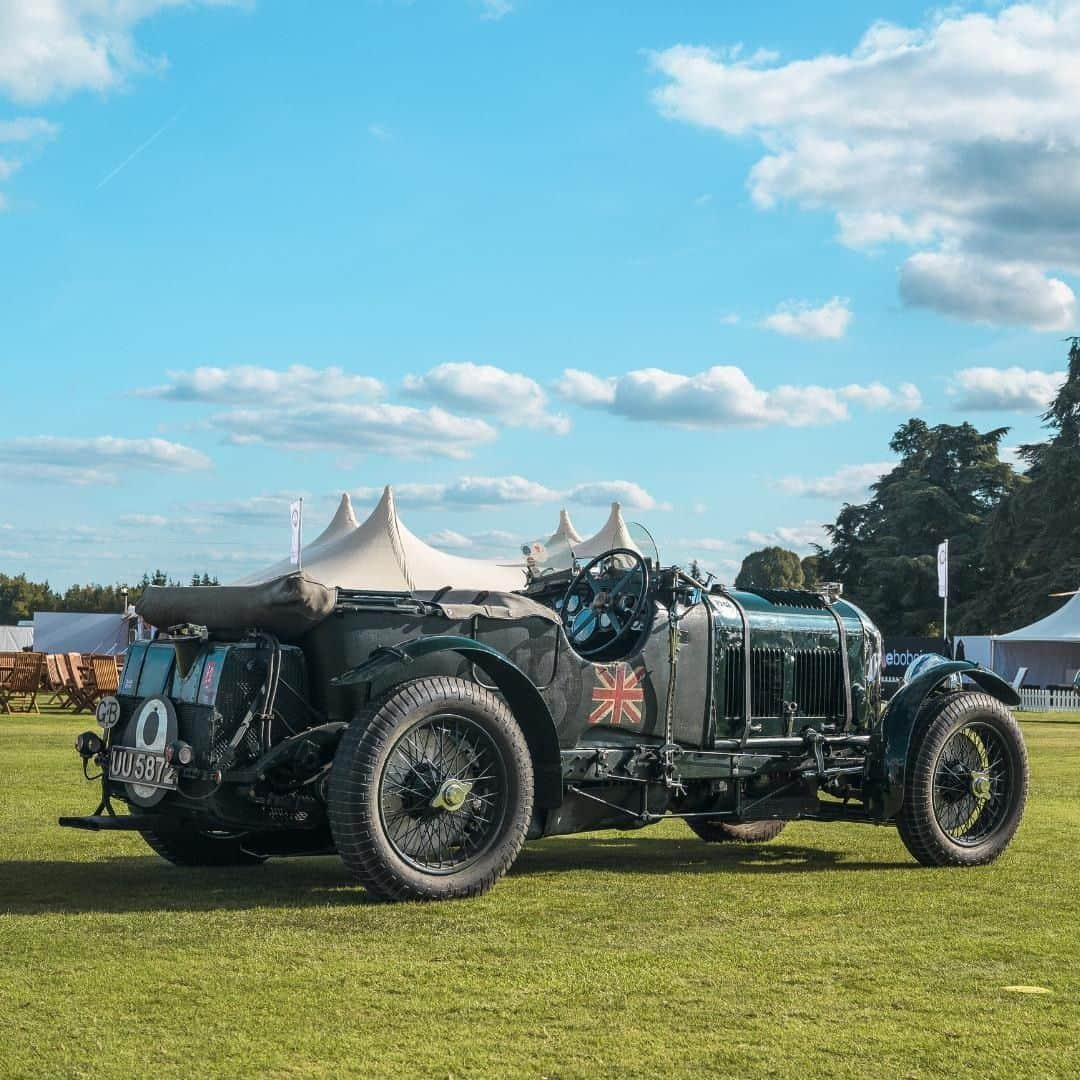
[687,819,787,844]
[328,677,533,901]
[897,692,1027,867]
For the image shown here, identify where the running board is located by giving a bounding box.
[58,815,157,832]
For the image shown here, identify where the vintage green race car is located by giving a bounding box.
[62,543,1028,901]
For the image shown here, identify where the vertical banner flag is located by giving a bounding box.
[937,540,949,599]
[289,498,303,567]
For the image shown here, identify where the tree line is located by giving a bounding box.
[733,339,1080,637]
[0,571,220,625]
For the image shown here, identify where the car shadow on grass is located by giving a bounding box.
[0,835,914,915]
[0,854,374,916]
[512,833,915,878]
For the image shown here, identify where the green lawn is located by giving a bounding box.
[1,706,1078,1079]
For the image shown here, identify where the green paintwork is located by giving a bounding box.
[863,660,1020,821]
[333,634,563,808]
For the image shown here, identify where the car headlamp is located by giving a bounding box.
[902,652,961,690]
[75,731,104,759]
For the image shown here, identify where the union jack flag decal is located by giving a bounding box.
[589,663,647,728]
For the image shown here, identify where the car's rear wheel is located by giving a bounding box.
[139,827,266,867]
[688,819,787,844]
[328,677,533,901]
[897,692,1027,867]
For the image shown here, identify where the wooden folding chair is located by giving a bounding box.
[90,655,120,698]
[0,652,45,714]
[42,654,66,706]
[64,653,97,714]
[0,653,14,687]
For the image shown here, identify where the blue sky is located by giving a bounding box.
[0,0,1075,588]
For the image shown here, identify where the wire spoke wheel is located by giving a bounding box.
[931,722,1012,846]
[897,692,1028,868]
[328,677,533,901]
[379,713,509,874]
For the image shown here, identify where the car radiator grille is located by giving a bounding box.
[722,645,842,720]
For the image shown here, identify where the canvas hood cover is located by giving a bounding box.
[993,591,1080,642]
[137,573,337,640]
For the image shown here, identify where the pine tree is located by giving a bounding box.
[969,339,1080,630]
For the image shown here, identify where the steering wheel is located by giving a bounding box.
[560,548,651,658]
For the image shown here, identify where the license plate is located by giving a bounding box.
[109,746,178,791]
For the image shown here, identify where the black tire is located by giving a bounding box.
[327,676,533,902]
[139,828,266,867]
[688,819,787,844]
[897,692,1028,867]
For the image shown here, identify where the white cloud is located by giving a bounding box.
[117,513,168,527]
[0,1,248,104]
[743,522,827,551]
[195,492,316,526]
[552,369,616,407]
[479,0,513,20]
[136,364,384,404]
[426,528,474,550]
[0,117,58,142]
[566,480,665,511]
[650,4,1080,330]
[426,527,522,555]
[776,462,892,500]
[403,475,560,508]
[368,123,390,141]
[209,402,496,460]
[554,365,918,428]
[349,475,664,513]
[839,382,921,411]
[403,362,569,434]
[948,366,1065,412]
[760,297,852,340]
[676,537,734,553]
[899,253,1077,330]
[0,114,59,207]
[0,434,211,486]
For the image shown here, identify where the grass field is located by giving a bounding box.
[1,706,1078,1079]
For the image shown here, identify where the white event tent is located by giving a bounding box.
[236,487,525,593]
[532,508,583,568]
[990,592,1080,687]
[32,612,130,655]
[572,502,641,559]
[547,509,582,548]
[0,625,33,651]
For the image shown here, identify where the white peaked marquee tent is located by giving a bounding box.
[547,509,582,548]
[236,492,360,584]
[236,487,525,593]
[532,508,583,567]
[991,592,1080,687]
[572,502,641,559]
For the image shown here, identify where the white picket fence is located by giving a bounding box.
[1018,687,1080,712]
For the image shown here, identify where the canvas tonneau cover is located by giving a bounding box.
[137,573,339,640]
[136,576,557,640]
